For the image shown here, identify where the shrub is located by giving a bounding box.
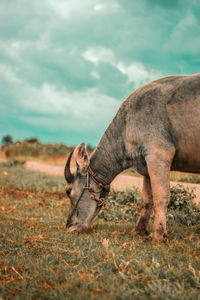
[24,137,39,143]
[98,188,141,223]
[1,135,13,145]
[98,185,199,227]
[169,185,195,211]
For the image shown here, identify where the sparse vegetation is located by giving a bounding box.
[170,171,200,184]
[3,139,73,159]
[1,135,13,146]
[1,138,95,160]
[0,162,199,299]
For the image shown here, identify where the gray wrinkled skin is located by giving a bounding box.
[65,74,200,241]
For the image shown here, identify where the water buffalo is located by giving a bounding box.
[64,73,200,241]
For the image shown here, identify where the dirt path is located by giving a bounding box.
[26,160,200,205]
[1,157,199,204]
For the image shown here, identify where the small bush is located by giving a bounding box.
[25,137,39,143]
[169,185,195,211]
[1,135,13,145]
[179,176,200,184]
[3,158,26,167]
[98,185,199,227]
[98,188,141,223]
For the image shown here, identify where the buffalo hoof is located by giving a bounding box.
[130,228,149,236]
[144,232,169,243]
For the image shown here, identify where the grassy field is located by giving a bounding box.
[0,162,199,299]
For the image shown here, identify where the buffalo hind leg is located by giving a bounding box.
[131,175,153,235]
[146,147,175,241]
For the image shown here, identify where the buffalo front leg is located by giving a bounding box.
[131,175,153,235]
[146,149,174,241]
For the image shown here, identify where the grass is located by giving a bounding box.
[0,163,200,299]
[0,161,65,193]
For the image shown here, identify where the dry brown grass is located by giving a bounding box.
[0,163,199,299]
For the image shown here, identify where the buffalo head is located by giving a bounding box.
[64,142,107,232]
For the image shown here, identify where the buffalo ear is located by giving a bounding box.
[74,142,89,173]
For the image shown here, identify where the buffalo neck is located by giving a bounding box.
[90,108,133,185]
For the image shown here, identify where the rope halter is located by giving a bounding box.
[65,165,110,213]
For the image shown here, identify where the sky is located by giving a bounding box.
[0,0,200,146]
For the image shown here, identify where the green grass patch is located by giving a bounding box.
[0,163,199,299]
[0,161,65,193]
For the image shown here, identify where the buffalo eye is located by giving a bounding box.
[66,188,72,196]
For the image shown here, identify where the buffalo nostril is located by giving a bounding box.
[66,218,79,227]
[66,219,72,227]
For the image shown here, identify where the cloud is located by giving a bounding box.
[82,47,115,65]
[117,62,162,87]
[0,63,21,84]
[20,83,120,133]
[49,0,92,19]
[82,46,162,88]
[164,11,200,55]
[22,85,119,138]
[91,71,100,79]
[94,4,105,11]
[144,0,181,9]
[50,0,119,19]
[0,59,120,138]
[93,2,120,12]
[0,0,199,145]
